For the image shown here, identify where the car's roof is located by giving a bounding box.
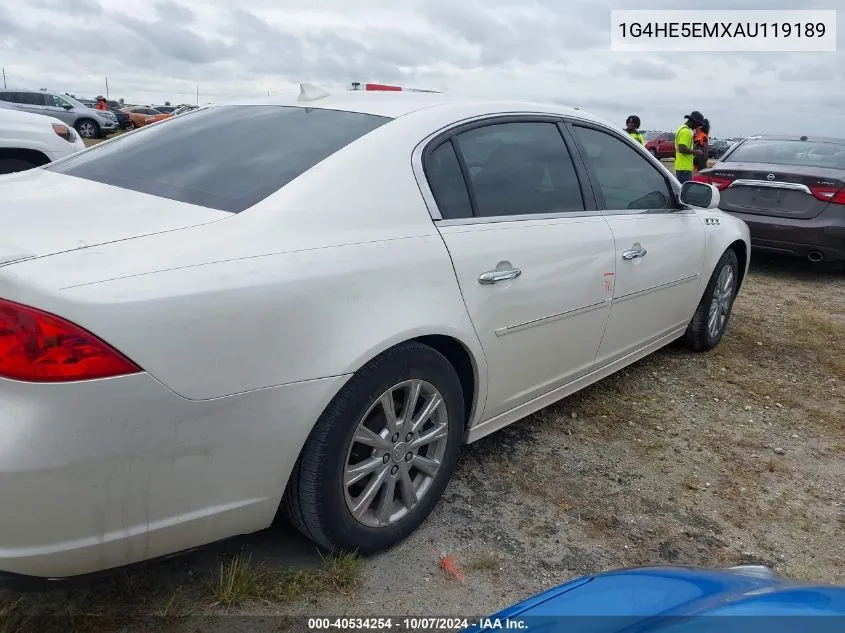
[224,90,610,126]
[744,134,845,144]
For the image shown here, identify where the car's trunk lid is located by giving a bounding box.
[0,170,231,267]
[704,162,844,220]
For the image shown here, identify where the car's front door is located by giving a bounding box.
[566,122,707,367]
[422,118,616,420]
[42,94,75,125]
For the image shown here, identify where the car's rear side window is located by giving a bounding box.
[47,105,392,213]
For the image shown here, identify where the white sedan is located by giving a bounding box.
[0,104,85,174]
[0,86,749,580]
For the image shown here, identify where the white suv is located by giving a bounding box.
[0,103,85,174]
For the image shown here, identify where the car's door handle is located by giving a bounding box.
[478,268,522,285]
[622,245,648,261]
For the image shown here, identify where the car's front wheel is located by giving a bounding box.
[283,342,464,553]
[75,118,101,139]
[683,249,739,351]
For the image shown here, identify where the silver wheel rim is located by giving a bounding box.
[79,122,96,138]
[708,264,735,339]
[343,379,449,528]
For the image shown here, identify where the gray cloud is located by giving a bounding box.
[778,63,835,82]
[41,0,103,15]
[1,0,843,137]
[155,1,194,25]
[610,59,677,80]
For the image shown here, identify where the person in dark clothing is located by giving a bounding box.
[693,119,710,173]
[625,115,644,145]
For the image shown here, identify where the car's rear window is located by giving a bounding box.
[725,139,845,170]
[47,105,392,212]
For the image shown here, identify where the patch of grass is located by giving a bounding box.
[264,552,363,604]
[0,597,24,633]
[209,553,265,608]
[156,587,182,619]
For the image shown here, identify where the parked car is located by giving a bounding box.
[144,111,173,126]
[0,86,749,579]
[694,134,845,265]
[171,104,198,116]
[645,131,675,158]
[104,100,134,130]
[0,103,85,174]
[0,89,118,139]
[466,565,845,632]
[120,105,164,127]
[152,104,177,114]
[708,139,731,159]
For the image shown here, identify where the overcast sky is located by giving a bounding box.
[1,0,842,137]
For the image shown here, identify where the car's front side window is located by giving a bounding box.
[449,121,586,218]
[571,125,675,212]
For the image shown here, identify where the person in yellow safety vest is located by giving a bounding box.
[625,115,644,144]
[675,111,706,183]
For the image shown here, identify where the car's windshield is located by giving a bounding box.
[725,139,845,170]
[643,131,662,141]
[47,105,392,213]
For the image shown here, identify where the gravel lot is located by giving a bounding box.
[2,253,844,633]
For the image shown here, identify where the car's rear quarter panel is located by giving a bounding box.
[2,110,488,403]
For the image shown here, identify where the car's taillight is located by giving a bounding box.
[810,186,845,205]
[0,298,141,382]
[51,122,76,143]
[692,174,733,190]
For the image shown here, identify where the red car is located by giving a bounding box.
[644,131,675,159]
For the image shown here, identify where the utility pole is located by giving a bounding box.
[105,76,109,98]
[2,67,5,89]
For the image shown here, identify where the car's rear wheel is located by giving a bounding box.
[683,249,739,351]
[283,342,464,553]
[75,118,100,139]
[0,158,39,175]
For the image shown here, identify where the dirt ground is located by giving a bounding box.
[2,253,844,633]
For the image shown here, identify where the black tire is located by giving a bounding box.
[682,249,739,352]
[0,158,38,175]
[283,342,465,554]
[649,148,658,157]
[75,118,101,139]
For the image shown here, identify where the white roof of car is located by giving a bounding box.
[225,88,609,126]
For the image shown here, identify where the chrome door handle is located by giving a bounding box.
[622,247,647,261]
[478,268,522,285]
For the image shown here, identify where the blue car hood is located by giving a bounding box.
[470,566,845,633]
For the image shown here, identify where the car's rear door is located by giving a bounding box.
[420,117,616,421]
[15,92,47,116]
[565,121,707,366]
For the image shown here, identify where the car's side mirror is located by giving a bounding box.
[62,104,73,110]
[680,181,720,209]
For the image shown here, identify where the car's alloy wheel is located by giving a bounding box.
[343,379,449,528]
[76,120,98,139]
[283,341,464,553]
[707,264,734,340]
[683,248,739,351]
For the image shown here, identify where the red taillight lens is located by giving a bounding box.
[692,174,733,190]
[810,186,845,205]
[0,298,140,382]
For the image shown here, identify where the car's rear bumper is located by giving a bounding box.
[0,371,347,579]
[725,208,845,262]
